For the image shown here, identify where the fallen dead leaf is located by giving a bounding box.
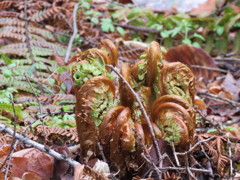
[21,172,41,180]
[166,44,220,80]
[222,72,239,101]
[11,148,54,180]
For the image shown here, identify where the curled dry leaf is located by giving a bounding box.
[21,172,41,180]
[75,76,116,161]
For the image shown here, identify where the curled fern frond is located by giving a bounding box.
[146,41,163,87]
[100,39,118,66]
[110,107,136,173]
[159,62,196,105]
[75,76,116,161]
[151,100,191,147]
[119,63,135,107]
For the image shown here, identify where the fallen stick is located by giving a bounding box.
[0,123,79,166]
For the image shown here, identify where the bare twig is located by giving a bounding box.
[64,3,79,63]
[206,161,214,180]
[214,57,240,62]
[0,123,80,166]
[24,73,46,142]
[133,129,161,178]
[97,142,107,163]
[170,142,180,166]
[227,138,233,180]
[191,65,228,73]
[176,136,216,156]
[113,23,161,34]
[142,158,211,173]
[200,144,210,160]
[141,153,161,178]
[39,110,74,120]
[198,92,240,107]
[185,153,197,180]
[210,0,240,16]
[107,65,163,170]
[160,166,211,173]
[119,57,135,64]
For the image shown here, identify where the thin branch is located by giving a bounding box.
[184,153,197,180]
[119,57,135,64]
[64,3,79,63]
[214,57,240,62]
[209,0,240,16]
[198,92,240,107]
[0,123,79,166]
[227,138,233,180]
[142,157,211,173]
[97,142,107,163]
[141,153,161,178]
[24,73,46,143]
[133,129,161,178]
[191,65,228,73]
[113,23,161,34]
[107,65,163,167]
[159,166,211,173]
[176,136,216,156]
[170,142,180,166]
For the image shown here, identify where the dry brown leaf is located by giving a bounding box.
[11,148,54,180]
[21,172,41,180]
[74,164,84,180]
[194,97,206,110]
[222,72,240,101]
[166,44,219,79]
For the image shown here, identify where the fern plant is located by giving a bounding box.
[0,56,58,95]
[0,0,74,57]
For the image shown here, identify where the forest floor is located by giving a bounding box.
[0,0,240,179]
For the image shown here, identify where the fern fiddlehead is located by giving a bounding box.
[74,76,116,161]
